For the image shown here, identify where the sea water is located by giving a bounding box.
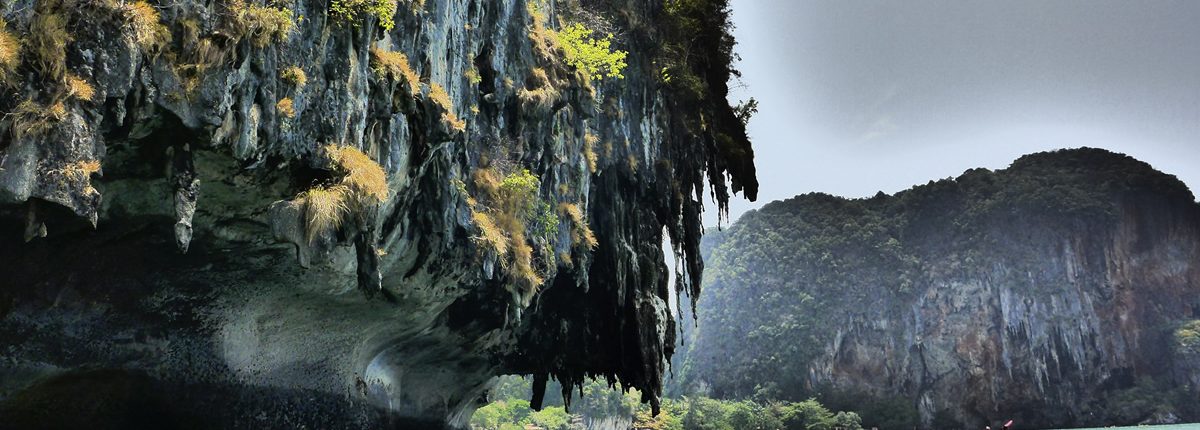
[1053,424,1200,430]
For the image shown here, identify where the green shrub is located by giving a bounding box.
[471,377,864,430]
[470,399,532,430]
[633,400,685,430]
[466,168,556,303]
[557,22,627,81]
[1176,320,1200,353]
[465,66,481,84]
[528,407,571,430]
[330,0,398,31]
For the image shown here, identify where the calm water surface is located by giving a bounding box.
[1054,425,1200,430]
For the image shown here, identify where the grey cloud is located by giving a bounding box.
[715,0,1200,225]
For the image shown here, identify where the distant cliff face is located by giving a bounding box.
[683,148,1200,429]
[0,0,755,428]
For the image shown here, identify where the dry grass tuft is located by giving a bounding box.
[472,167,502,200]
[583,133,599,173]
[300,185,350,242]
[471,209,508,256]
[428,82,453,109]
[277,97,295,118]
[29,10,71,78]
[276,97,295,118]
[58,160,101,182]
[171,17,228,96]
[526,1,561,62]
[126,1,171,54]
[281,66,307,88]
[464,167,551,298]
[517,68,560,113]
[0,20,21,86]
[559,202,597,249]
[529,67,550,86]
[369,47,421,95]
[511,238,543,298]
[230,0,295,47]
[327,144,389,202]
[10,99,66,139]
[48,159,102,194]
[559,202,583,223]
[579,219,598,249]
[443,112,466,132]
[428,82,465,132]
[48,101,67,119]
[286,145,388,243]
[65,74,96,102]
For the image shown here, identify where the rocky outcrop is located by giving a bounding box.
[683,148,1200,429]
[0,0,756,428]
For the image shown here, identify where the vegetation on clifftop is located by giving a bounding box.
[658,0,758,208]
[679,148,1198,428]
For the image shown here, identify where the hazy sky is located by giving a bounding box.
[715,0,1200,224]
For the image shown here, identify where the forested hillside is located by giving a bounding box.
[680,148,1200,429]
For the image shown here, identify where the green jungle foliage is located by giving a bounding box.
[471,376,863,430]
[1079,377,1198,426]
[499,169,559,241]
[677,148,1195,428]
[558,23,628,81]
[330,0,398,30]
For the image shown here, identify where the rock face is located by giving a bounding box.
[0,0,755,428]
[682,148,1200,429]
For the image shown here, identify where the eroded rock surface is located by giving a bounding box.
[0,0,756,428]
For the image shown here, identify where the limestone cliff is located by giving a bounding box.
[682,148,1200,429]
[0,0,756,428]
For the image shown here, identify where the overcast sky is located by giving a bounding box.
[714,0,1200,224]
